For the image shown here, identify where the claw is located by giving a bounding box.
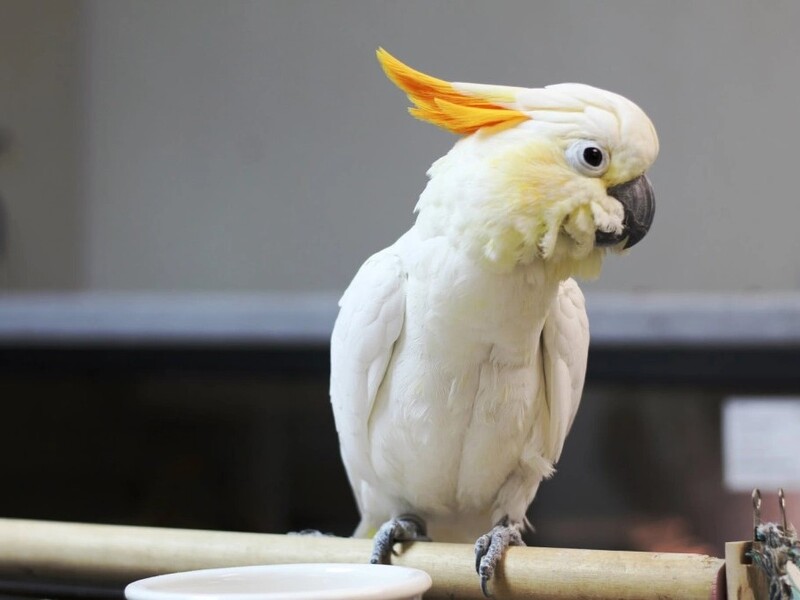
[369,514,430,565]
[480,574,492,598]
[474,533,490,574]
[474,517,525,597]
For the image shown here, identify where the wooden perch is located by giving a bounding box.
[0,518,723,599]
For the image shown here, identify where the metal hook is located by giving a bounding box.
[753,488,762,540]
[778,488,787,532]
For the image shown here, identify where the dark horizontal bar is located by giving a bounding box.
[0,578,122,600]
[1,344,799,388]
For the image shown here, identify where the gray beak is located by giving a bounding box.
[595,174,655,249]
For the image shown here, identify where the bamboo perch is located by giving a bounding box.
[0,519,723,599]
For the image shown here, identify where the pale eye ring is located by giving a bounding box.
[567,140,609,176]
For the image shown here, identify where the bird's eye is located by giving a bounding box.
[583,147,603,167]
[567,140,609,176]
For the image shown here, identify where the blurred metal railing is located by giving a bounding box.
[1,292,799,385]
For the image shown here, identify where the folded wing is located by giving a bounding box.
[330,249,407,514]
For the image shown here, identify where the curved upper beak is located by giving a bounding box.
[595,174,655,249]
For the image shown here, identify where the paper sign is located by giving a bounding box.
[722,397,800,492]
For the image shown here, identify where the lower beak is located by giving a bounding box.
[595,174,655,249]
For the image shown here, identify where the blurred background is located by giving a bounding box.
[2,0,800,562]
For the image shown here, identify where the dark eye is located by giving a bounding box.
[583,146,604,167]
[566,140,609,176]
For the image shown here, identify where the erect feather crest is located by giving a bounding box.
[377,48,529,135]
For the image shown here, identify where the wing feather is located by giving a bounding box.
[330,249,406,513]
[541,278,589,462]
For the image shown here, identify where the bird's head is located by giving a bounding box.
[378,49,659,278]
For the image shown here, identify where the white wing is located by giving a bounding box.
[330,248,406,515]
[493,278,589,524]
[540,277,589,462]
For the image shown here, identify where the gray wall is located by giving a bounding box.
[0,0,84,289]
[3,0,800,292]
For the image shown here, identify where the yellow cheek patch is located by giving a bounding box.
[475,142,612,274]
[377,48,529,135]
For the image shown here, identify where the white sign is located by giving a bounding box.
[722,397,800,492]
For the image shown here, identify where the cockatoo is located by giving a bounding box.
[330,49,658,594]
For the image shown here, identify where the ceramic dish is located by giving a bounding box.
[124,563,432,600]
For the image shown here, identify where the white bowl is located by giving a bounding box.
[124,564,433,600]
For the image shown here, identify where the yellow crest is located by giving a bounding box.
[377,49,529,135]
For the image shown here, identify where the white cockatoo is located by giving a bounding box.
[330,49,658,594]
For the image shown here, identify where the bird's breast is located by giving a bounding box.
[367,240,559,515]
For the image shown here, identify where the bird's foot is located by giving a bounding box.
[369,514,431,564]
[474,517,525,597]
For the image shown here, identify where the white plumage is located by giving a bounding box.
[331,194,588,543]
[329,52,658,588]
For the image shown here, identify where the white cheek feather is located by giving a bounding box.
[415,133,615,280]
